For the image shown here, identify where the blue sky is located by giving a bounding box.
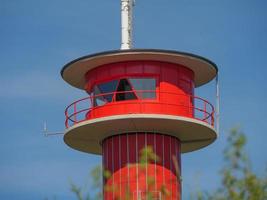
[1,0,267,199]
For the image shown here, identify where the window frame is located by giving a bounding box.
[114,78,138,102]
[89,74,159,107]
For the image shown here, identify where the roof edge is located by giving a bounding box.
[60,48,218,78]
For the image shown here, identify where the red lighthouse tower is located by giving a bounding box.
[61,1,218,199]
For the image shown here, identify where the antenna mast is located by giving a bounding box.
[121,0,134,49]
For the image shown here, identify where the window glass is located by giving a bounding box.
[93,86,106,106]
[91,77,156,106]
[129,78,156,99]
[98,80,118,94]
[116,79,137,101]
[92,80,118,106]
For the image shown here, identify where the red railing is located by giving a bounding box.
[65,91,215,128]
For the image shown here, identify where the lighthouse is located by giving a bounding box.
[61,0,218,199]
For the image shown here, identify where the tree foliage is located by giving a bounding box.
[194,128,267,200]
[70,165,102,200]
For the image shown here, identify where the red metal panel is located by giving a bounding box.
[110,62,126,77]
[171,136,182,200]
[126,61,143,74]
[164,136,172,197]
[143,61,161,74]
[107,137,113,173]
[103,138,108,185]
[120,134,128,168]
[123,102,141,115]
[113,136,120,172]
[155,134,163,166]
[137,133,147,195]
[137,133,146,156]
[178,65,194,82]
[98,65,110,81]
[176,138,182,199]
[146,133,156,192]
[164,135,171,170]
[170,136,177,175]
[179,79,192,94]
[146,133,155,161]
[176,138,181,171]
[161,63,178,87]
[141,103,160,115]
[128,134,137,163]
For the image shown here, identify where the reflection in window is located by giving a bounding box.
[93,85,106,106]
[129,78,156,99]
[98,80,118,94]
[93,80,118,106]
[116,79,137,101]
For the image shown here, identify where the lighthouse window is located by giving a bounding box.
[92,77,156,106]
[93,86,106,106]
[116,79,137,101]
[98,80,118,94]
[93,80,118,106]
[129,78,156,99]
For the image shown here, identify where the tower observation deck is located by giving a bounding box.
[60,1,218,199]
[61,49,218,199]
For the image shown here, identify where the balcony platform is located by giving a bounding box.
[64,114,217,154]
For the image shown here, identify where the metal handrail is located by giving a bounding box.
[65,90,215,128]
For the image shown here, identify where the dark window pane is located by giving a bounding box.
[93,86,106,106]
[129,78,156,99]
[92,80,118,106]
[98,80,118,94]
[116,79,132,91]
[116,79,137,101]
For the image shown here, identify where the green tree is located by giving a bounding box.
[193,128,267,200]
[70,165,102,200]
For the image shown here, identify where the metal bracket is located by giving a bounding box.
[42,122,64,137]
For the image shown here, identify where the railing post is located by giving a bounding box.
[65,118,68,129]
[194,95,196,118]
[214,110,216,126]
[65,108,69,128]
[188,95,190,115]
[74,102,77,124]
[204,101,207,122]
[89,97,92,119]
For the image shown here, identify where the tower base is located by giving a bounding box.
[102,132,181,199]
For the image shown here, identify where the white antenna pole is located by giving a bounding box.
[121,0,134,49]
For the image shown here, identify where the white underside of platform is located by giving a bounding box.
[64,114,217,154]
